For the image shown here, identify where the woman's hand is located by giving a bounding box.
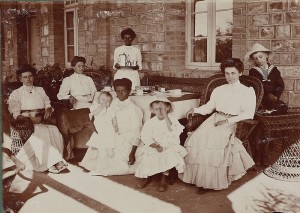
[30,116,42,124]
[114,63,121,70]
[186,108,195,118]
[44,107,53,121]
[132,65,139,70]
[214,119,228,127]
[69,96,77,105]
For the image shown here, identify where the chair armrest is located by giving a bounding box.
[185,114,207,132]
[235,119,258,142]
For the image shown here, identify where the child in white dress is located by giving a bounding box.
[79,91,118,173]
[135,96,187,192]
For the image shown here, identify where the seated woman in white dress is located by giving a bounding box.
[135,96,187,192]
[7,64,67,174]
[179,58,256,193]
[113,28,142,90]
[57,56,97,109]
[79,78,143,176]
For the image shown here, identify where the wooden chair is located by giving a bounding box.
[185,74,264,158]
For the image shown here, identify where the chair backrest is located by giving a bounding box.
[200,74,264,110]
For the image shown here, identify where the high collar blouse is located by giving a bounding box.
[194,80,256,123]
[57,73,97,101]
[8,85,51,119]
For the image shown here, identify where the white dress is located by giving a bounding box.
[85,105,116,154]
[57,73,97,109]
[79,98,143,176]
[179,81,256,190]
[7,85,66,172]
[113,45,142,90]
[135,115,187,178]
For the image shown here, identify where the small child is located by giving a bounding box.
[135,96,187,192]
[81,91,117,166]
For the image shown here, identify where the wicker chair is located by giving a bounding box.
[185,74,264,158]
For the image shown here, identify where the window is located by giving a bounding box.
[64,1,78,67]
[186,0,233,70]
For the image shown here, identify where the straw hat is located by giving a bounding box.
[244,43,273,64]
[149,95,174,113]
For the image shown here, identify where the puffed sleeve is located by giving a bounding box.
[8,90,21,119]
[130,105,143,146]
[57,77,71,100]
[113,47,120,70]
[227,87,256,123]
[194,87,218,115]
[38,87,51,109]
[88,77,97,102]
[135,47,142,70]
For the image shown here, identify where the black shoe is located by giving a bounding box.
[137,178,150,189]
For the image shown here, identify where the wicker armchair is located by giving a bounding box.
[185,74,264,157]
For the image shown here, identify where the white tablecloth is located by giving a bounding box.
[93,91,200,123]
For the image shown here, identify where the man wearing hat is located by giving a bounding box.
[245,43,288,166]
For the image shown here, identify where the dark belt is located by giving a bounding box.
[216,111,237,118]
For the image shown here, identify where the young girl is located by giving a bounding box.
[79,91,118,173]
[135,96,187,192]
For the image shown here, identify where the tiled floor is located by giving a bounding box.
[3,147,299,213]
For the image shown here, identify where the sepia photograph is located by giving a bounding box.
[1,0,300,212]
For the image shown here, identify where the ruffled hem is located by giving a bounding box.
[135,149,187,178]
[179,145,254,190]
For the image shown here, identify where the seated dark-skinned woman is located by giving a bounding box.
[179,58,256,193]
[6,64,67,174]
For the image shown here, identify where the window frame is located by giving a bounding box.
[64,3,79,67]
[185,0,232,70]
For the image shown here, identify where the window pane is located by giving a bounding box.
[216,10,233,37]
[67,30,74,45]
[193,13,207,37]
[194,0,207,12]
[216,0,233,11]
[66,11,74,28]
[215,37,232,63]
[67,46,74,62]
[216,9,232,63]
[193,38,207,62]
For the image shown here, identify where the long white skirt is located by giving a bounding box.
[15,124,65,172]
[179,113,255,190]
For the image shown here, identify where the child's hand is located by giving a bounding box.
[268,94,278,102]
[159,102,168,118]
[93,105,105,116]
[150,143,163,153]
